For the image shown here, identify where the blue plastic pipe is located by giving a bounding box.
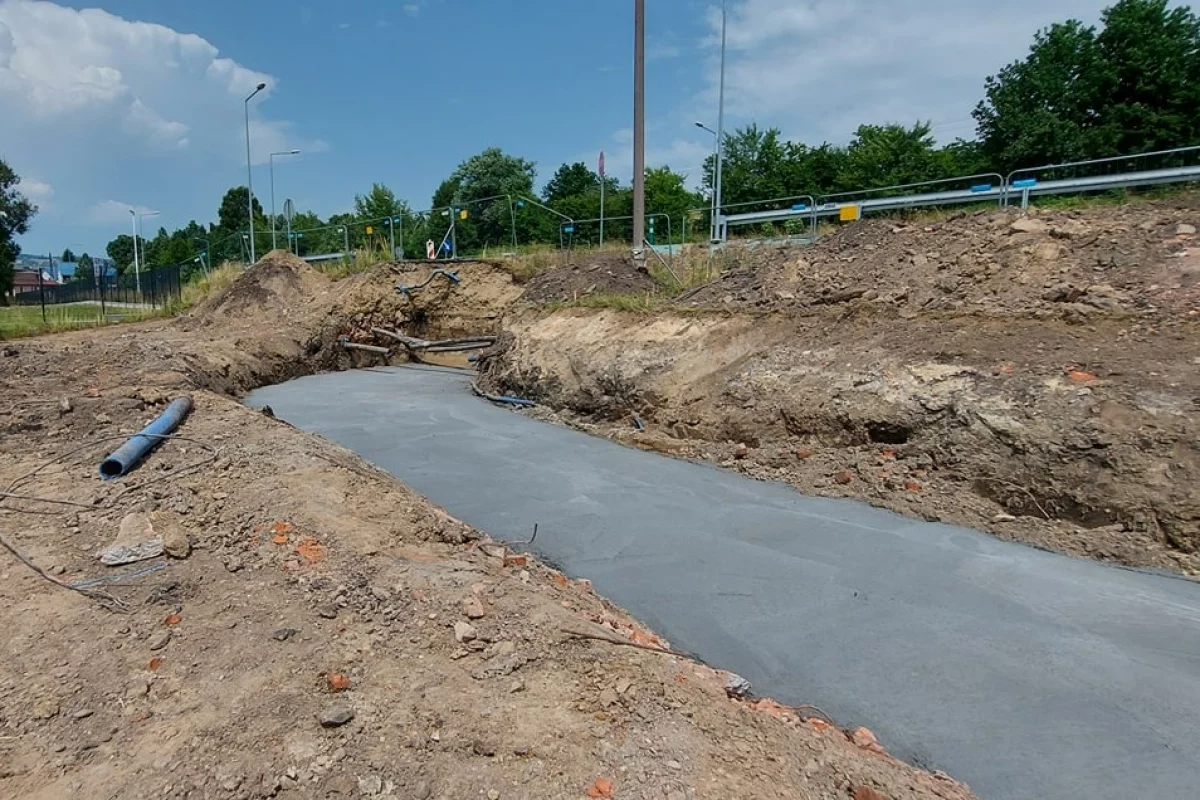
[98,396,194,479]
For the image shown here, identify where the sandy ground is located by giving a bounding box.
[0,253,973,800]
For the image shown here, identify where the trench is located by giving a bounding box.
[246,365,1200,800]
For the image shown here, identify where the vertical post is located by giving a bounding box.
[245,83,266,264]
[508,198,517,251]
[130,209,141,295]
[342,226,349,256]
[270,153,277,250]
[285,214,293,254]
[600,177,606,247]
[39,256,47,323]
[713,0,727,243]
[398,215,405,260]
[632,0,646,264]
[450,211,458,260]
[389,218,396,260]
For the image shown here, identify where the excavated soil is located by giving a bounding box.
[483,200,1200,576]
[0,251,973,800]
[522,252,657,303]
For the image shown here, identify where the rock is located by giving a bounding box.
[993,512,1018,522]
[316,603,338,619]
[157,518,191,559]
[411,781,433,800]
[733,443,749,459]
[358,775,383,796]
[147,630,171,651]
[472,740,496,757]
[724,673,752,698]
[487,791,500,800]
[48,564,65,576]
[272,628,298,642]
[99,513,164,566]
[471,652,526,680]
[462,597,486,620]
[1032,242,1063,261]
[833,469,854,485]
[318,705,354,728]
[1176,223,1196,236]
[453,621,477,643]
[666,760,682,770]
[260,405,275,418]
[599,688,619,707]
[508,679,526,694]
[1010,217,1049,234]
[911,254,929,268]
[72,709,94,720]
[854,787,891,800]
[32,697,60,719]
[224,556,244,573]
[58,397,73,414]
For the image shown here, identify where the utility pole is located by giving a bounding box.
[632,0,646,266]
[713,0,727,243]
[245,82,266,264]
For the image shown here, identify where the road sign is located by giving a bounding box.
[365,225,374,234]
[426,239,436,259]
[459,209,468,220]
[283,199,294,224]
[839,205,860,222]
[563,225,575,234]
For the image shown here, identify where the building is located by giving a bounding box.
[9,269,60,296]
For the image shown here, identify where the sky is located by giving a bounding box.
[1,0,1118,259]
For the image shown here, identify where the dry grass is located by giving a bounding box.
[0,303,149,339]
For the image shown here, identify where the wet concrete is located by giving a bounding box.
[248,366,1200,800]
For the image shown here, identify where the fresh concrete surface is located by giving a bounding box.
[248,366,1200,800]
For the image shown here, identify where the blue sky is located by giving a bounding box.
[2,0,1114,259]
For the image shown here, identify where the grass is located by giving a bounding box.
[0,303,135,339]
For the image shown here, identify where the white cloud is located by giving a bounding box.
[699,0,1112,145]
[86,200,158,226]
[17,178,52,203]
[0,0,325,171]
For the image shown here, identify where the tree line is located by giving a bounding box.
[3,0,1195,297]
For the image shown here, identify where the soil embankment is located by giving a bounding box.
[483,201,1200,575]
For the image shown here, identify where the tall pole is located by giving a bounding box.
[245,82,266,264]
[388,218,396,260]
[270,153,277,250]
[129,209,140,294]
[599,152,606,247]
[632,0,646,263]
[713,0,727,243]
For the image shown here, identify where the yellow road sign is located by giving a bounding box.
[365,225,374,234]
[839,205,861,222]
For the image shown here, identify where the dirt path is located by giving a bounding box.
[0,253,973,800]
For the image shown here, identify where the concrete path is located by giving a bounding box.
[248,366,1200,800]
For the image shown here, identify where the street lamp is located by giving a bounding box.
[695,121,718,235]
[713,0,728,243]
[136,210,160,295]
[245,82,267,264]
[269,149,301,249]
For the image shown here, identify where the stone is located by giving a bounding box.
[833,469,854,485]
[32,697,60,719]
[318,705,354,728]
[724,673,752,698]
[453,621,477,643]
[58,397,73,414]
[471,652,526,680]
[357,775,383,796]
[462,597,486,620]
[316,604,338,619]
[223,556,244,573]
[72,709,94,720]
[411,781,433,800]
[272,628,298,642]
[472,740,496,757]
[1176,223,1196,236]
[599,688,619,707]
[487,791,500,800]
[1010,217,1049,234]
[992,513,1018,523]
[147,630,171,651]
[1032,242,1063,262]
[666,760,682,770]
[158,518,191,559]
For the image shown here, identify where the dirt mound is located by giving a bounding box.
[523,251,658,302]
[685,200,1200,317]
[183,250,331,329]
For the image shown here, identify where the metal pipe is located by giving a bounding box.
[245,82,267,264]
[632,0,645,262]
[98,396,193,479]
[713,0,727,242]
[339,339,391,355]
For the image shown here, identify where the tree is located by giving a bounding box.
[974,0,1200,170]
[839,122,955,190]
[1,158,37,303]
[106,234,136,273]
[217,186,265,232]
[543,162,612,204]
[434,148,536,252]
[644,167,702,242]
[61,248,76,263]
[74,253,94,284]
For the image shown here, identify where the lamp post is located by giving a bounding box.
[695,121,718,239]
[269,149,300,250]
[244,82,267,264]
[137,211,160,295]
[129,209,139,292]
[632,0,646,264]
[713,0,728,243]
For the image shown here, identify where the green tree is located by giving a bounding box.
[1,158,37,303]
[74,253,94,284]
[60,248,76,263]
[105,234,136,273]
[543,162,614,204]
[974,0,1200,169]
[434,148,536,253]
[839,122,955,190]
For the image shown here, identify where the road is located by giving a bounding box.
[248,366,1200,800]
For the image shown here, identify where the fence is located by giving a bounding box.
[12,262,185,313]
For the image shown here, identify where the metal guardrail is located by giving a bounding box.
[720,145,1200,236]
